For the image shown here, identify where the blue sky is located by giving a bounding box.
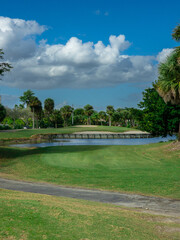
[0,0,179,109]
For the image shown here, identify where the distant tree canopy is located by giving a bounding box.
[136,88,180,136]
[84,104,94,125]
[20,90,35,107]
[0,49,12,79]
[106,105,114,126]
[44,98,54,115]
[0,104,6,122]
[60,105,73,127]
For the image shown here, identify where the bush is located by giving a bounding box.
[0,124,11,130]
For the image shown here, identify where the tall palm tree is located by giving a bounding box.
[98,111,107,125]
[154,24,180,140]
[60,105,73,127]
[106,105,114,126]
[30,97,42,129]
[84,104,94,125]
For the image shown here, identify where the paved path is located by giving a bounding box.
[0,178,179,217]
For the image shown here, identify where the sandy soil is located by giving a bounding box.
[74,131,149,134]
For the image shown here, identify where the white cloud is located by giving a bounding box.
[156,48,174,63]
[0,16,158,90]
[0,16,46,60]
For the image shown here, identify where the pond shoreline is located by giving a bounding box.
[0,132,152,145]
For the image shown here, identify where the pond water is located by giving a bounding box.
[9,135,176,148]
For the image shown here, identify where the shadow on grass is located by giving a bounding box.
[0,145,109,162]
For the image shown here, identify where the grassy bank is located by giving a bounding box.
[0,189,179,240]
[0,142,179,198]
[0,126,137,139]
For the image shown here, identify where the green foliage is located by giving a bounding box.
[60,105,73,126]
[84,104,94,125]
[172,23,180,41]
[0,49,12,79]
[98,111,107,125]
[137,88,180,136]
[91,112,99,125]
[0,125,11,130]
[154,50,180,105]
[0,104,6,122]
[51,110,63,128]
[106,105,114,126]
[44,98,54,115]
[2,117,14,126]
[19,90,35,107]
[14,119,25,129]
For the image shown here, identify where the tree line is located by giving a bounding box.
[0,90,140,129]
[0,24,180,139]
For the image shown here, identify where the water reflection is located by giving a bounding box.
[9,135,176,148]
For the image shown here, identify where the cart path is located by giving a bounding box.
[0,178,179,217]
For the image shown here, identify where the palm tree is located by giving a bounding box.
[44,98,54,115]
[154,24,180,140]
[60,105,73,127]
[44,98,54,127]
[29,97,42,129]
[84,104,94,125]
[20,90,34,108]
[98,111,107,125]
[172,24,180,42]
[106,105,114,126]
[172,24,180,67]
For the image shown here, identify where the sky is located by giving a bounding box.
[0,0,179,110]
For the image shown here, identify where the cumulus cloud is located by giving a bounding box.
[156,48,174,63]
[1,16,158,89]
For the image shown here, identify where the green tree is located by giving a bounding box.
[154,24,180,140]
[172,24,180,42]
[91,112,99,125]
[137,88,180,136]
[44,98,55,127]
[106,105,114,126]
[44,98,54,115]
[29,97,42,129]
[84,104,94,125]
[0,104,6,122]
[0,49,12,79]
[98,111,107,125]
[20,90,35,108]
[60,105,73,127]
[73,108,86,125]
[51,110,63,128]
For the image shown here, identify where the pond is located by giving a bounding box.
[9,135,176,148]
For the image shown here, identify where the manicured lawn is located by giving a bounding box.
[0,126,137,139]
[0,189,179,240]
[0,142,179,198]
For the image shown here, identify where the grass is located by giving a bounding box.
[0,189,179,240]
[0,125,137,139]
[0,142,179,198]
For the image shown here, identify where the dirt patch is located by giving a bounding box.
[167,141,180,151]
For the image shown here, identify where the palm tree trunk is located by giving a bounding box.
[109,116,111,126]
